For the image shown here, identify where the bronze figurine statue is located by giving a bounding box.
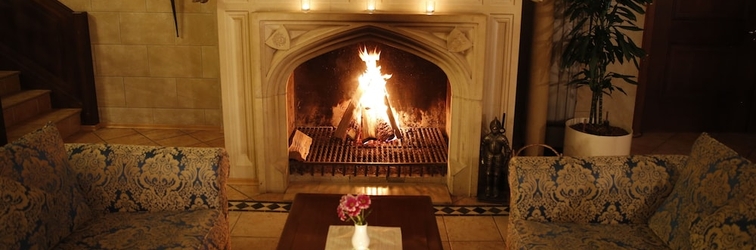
[480,117,511,199]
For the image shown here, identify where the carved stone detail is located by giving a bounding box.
[446,28,472,53]
[218,12,522,196]
[266,26,291,50]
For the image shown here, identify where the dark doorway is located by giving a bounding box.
[635,0,756,133]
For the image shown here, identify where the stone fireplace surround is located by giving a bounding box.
[217,2,522,197]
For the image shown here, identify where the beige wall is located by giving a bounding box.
[58,0,221,128]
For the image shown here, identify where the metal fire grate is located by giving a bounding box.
[289,127,448,177]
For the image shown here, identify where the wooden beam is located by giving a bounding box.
[333,88,364,141]
[333,100,356,141]
[384,95,402,139]
[361,107,378,141]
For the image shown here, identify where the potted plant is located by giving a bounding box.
[560,0,651,156]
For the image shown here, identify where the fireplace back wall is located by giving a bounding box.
[292,42,448,131]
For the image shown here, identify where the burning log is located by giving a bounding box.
[384,95,402,139]
[334,100,356,141]
[332,47,402,144]
[333,92,400,143]
[334,88,363,141]
[361,107,378,140]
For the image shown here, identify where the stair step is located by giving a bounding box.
[6,109,82,142]
[0,70,85,144]
[2,89,53,127]
[0,71,21,97]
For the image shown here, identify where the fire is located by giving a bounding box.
[357,48,392,123]
[333,47,403,144]
[354,47,402,143]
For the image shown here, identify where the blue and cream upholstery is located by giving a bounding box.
[507,133,756,249]
[0,123,230,249]
[649,132,756,249]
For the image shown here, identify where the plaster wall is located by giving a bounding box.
[58,0,222,128]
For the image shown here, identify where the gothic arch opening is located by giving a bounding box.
[221,13,504,196]
[286,41,451,180]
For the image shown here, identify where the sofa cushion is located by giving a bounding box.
[53,209,228,250]
[0,176,51,249]
[648,133,756,249]
[508,155,680,224]
[65,143,228,214]
[507,218,669,250]
[690,186,756,249]
[0,123,92,248]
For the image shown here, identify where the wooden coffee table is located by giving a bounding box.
[276,193,443,250]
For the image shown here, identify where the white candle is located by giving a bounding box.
[426,0,435,14]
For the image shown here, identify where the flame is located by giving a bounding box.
[357,48,392,111]
[356,48,397,130]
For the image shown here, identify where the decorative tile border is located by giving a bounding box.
[228,200,509,216]
[433,206,509,216]
[228,200,291,212]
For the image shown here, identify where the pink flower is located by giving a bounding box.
[336,204,347,221]
[337,193,371,225]
[356,194,371,209]
[343,195,360,210]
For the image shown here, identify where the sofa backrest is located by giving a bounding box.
[65,143,229,215]
[508,154,686,224]
[0,123,93,249]
[648,133,756,249]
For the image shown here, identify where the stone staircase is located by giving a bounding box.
[0,71,81,142]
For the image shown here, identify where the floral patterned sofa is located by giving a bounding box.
[507,133,756,249]
[0,123,230,249]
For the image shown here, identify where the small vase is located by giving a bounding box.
[351,223,370,250]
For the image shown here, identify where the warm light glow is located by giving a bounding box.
[359,185,389,196]
[426,0,435,14]
[366,0,376,12]
[355,47,399,138]
[301,0,311,11]
[358,48,391,115]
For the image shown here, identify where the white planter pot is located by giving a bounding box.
[563,118,633,157]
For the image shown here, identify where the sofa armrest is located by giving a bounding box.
[65,143,229,216]
[508,155,686,224]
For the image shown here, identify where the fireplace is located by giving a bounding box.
[216,3,522,196]
[288,42,450,181]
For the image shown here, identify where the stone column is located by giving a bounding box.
[523,0,554,156]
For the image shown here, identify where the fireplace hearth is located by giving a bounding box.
[217,3,522,196]
[289,127,447,179]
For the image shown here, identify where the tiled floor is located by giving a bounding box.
[63,128,756,250]
[630,132,756,162]
[64,127,225,148]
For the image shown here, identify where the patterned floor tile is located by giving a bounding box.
[228,200,509,216]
